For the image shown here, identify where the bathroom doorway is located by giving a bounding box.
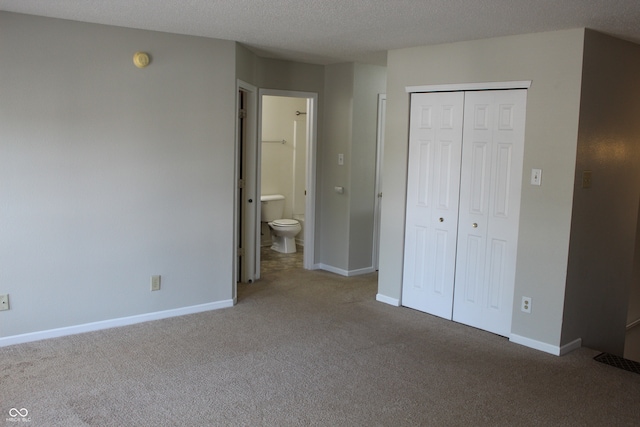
[256,90,317,279]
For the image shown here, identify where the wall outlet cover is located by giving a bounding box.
[0,294,9,311]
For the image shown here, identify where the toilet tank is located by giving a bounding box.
[260,194,285,221]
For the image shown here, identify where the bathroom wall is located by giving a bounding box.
[292,115,307,218]
[293,115,307,246]
[261,96,307,220]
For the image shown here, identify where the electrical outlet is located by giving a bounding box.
[521,296,532,313]
[151,275,161,291]
[0,294,9,311]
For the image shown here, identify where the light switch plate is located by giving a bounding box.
[531,169,542,186]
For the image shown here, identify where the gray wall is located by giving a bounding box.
[349,64,387,271]
[321,63,354,271]
[562,30,640,354]
[320,63,387,273]
[236,44,325,105]
[0,12,236,337]
[238,46,387,275]
[236,45,326,264]
[237,46,386,275]
[378,29,585,350]
[236,44,260,86]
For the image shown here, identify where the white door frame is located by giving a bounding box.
[405,81,531,94]
[256,89,318,279]
[372,94,386,270]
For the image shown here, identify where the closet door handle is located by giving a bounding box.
[472,223,478,228]
[439,218,444,222]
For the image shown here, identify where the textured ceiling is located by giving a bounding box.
[1,0,640,65]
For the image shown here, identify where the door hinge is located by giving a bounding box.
[238,179,245,189]
[238,109,247,119]
[237,248,244,257]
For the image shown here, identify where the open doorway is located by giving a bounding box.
[256,90,318,279]
[259,95,307,275]
[234,85,318,289]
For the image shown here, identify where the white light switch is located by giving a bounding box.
[531,168,542,186]
[338,154,344,166]
[151,275,161,291]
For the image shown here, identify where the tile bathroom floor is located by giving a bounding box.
[260,245,303,274]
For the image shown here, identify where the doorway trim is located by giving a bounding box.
[406,80,531,93]
[372,94,386,271]
[255,89,319,279]
[234,80,258,295]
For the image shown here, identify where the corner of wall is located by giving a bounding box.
[562,29,640,355]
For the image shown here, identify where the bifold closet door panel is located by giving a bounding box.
[452,89,527,337]
[401,91,464,319]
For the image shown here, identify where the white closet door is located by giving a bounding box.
[452,89,527,336]
[401,92,464,319]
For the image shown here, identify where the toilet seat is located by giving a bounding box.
[271,219,299,227]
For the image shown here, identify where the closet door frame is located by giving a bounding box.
[402,81,531,334]
[406,81,531,94]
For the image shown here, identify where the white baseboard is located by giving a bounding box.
[0,299,234,348]
[317,263,375,277]
[347,266,375,276]
[510,334,582,356]
[627,318,640,330]
[376,293,401,307]
[317,264,348,276]
[559,338,582,355]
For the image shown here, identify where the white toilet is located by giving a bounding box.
[260,194,301,254]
